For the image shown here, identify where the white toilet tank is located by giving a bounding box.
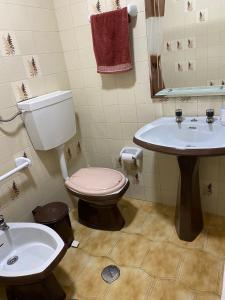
[17,91,76,150]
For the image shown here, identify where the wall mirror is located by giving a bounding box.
[145,0,225,98]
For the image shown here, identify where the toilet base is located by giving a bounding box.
[78,199,125,231]
[6,273,65,300]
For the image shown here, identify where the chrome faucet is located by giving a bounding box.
[175,109,183,123]
[0,215,9,231]
[206,109,214,123]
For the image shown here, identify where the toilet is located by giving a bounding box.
[18,90,128,231]
[65,167,129,230]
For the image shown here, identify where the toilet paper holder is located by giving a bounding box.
[119,147,143,163]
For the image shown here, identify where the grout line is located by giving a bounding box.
[203,228,209,251]
[146,278,158,299]
[144,276,157,300]
[106,233,121,256]
[176,250,187,281]
[218,260,225,296]
[0,2,55,11]
[68,213,225,298]
[0,70,68,88]
[72,246,156,279]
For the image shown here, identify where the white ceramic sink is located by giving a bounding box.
[134,116,225,242]
[0,223,64,278]
[134,117,225,155]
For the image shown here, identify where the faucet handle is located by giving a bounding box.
[175,109,182,117]
[206,109,214,118]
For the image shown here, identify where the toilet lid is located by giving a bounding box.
[65,168,126,196]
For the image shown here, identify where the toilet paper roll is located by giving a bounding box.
[121,153,135,164]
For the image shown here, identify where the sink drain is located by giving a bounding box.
[7,256,18,265]
[101,265,120,284]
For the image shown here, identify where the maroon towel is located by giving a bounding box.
[90,7,132,74]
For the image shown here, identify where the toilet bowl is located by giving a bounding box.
[65,167,129,230]
[18,91,129,231]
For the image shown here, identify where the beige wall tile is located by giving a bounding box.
[79,47,96,68]
[121,122,138,140]
[55,6,73,30]
[106,123,123,139]
[53,0,70,9]
[117,87,136,105]
[83,67,102,88]
[132,12,147,38]
[64,50,81,70]
[1,57,26,83]
[59,29,78,51]
[101,88,118,105]
[16,31,35,55]
[136,103,155,123]
[38,53,66,75]
[119,105,137,122]
[75,25,92,49]
[33,31,62,54]
[52,0,225,218]
[30,7,57,31]
[68,69,84,88]
[104,105,121,123]
[0,83,16,109]
[71,2,89,27]
[133,36,148,62]
[0,0,75,221]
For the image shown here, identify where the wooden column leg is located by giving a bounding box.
[175,156,203,242]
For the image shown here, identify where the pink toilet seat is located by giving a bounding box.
[65,167,127,196]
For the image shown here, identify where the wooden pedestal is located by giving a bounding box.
[6,273,65,300]
[78,199,125,231]
[175,156,203,241]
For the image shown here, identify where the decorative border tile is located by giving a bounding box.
[184,0,196,13]
[175,62,186,73]
[23,55,42,79]
[0,31,20,56]
[11,80,32,102]
[187,60,196,72]
[186,37,196,49]
[176,39,185,51]
[197,9,208,23]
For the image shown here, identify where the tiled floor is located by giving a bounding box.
[54,197,225,300]
[0,197,224,299]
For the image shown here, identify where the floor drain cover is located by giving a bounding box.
[7,256,18,265]
[101,265,120,284]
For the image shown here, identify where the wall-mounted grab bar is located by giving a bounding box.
[0,157,31,183]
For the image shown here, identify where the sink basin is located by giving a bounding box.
[134,116,225,242]
[0,223,65,281]
[134,117,225,156]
